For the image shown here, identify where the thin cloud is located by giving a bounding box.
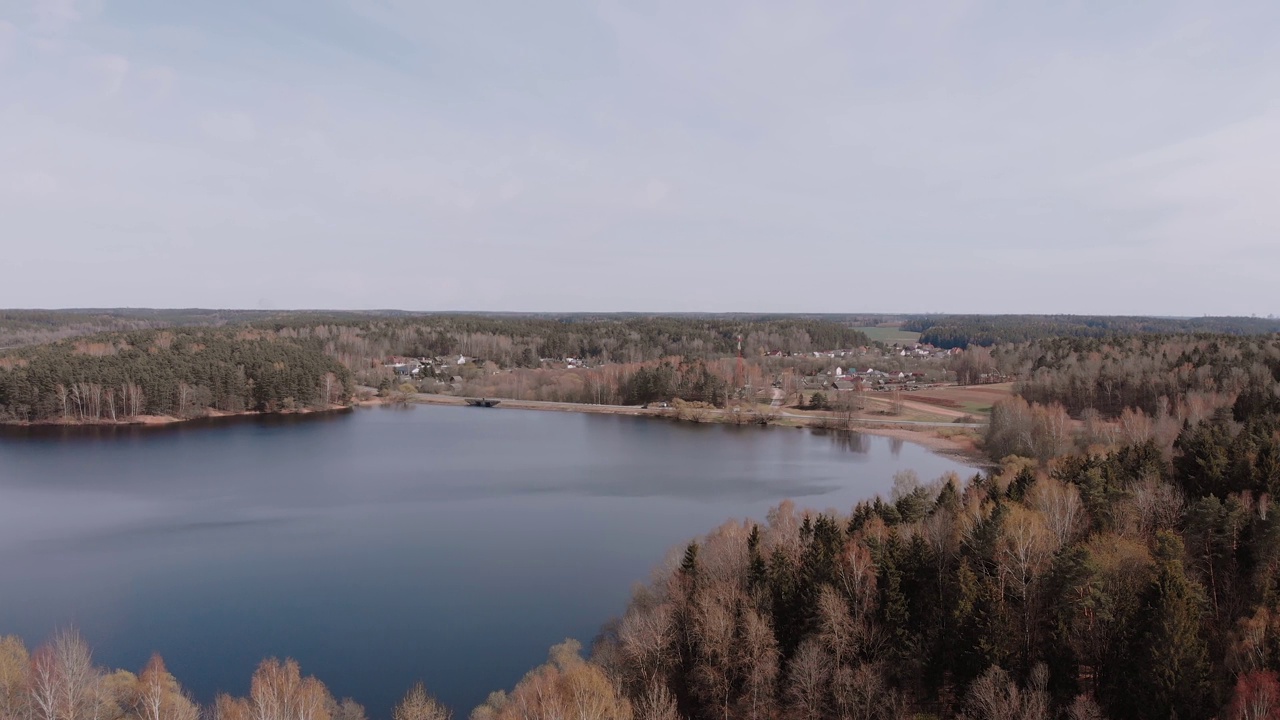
[29,0,100,30]
[142,65,177,96]
[199,112,257,143]
[87,53,129,95]
[0,20,15,61]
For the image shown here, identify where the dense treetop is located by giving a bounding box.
[902,314,1280,348]
[988,334,1280,419]
[2,310,873,367]
[0,329,351,423]
[273,314,873,367]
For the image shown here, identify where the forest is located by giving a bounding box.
[3,311,878,413]
[477,339,1278,720]
[0,310,872,363]
[0,329,351,423]
[903,315,1280,349]
[969,334,1280,462]
[1000,335,1280,417]
[296,314,871,370]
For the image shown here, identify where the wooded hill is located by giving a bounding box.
[0,329,351,423]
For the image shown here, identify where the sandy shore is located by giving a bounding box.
[849,425,986,467]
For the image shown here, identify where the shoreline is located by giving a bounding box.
[367,393,989,467]
[4,392,988,467]
[850,425,987,468]
[0,404,354,430]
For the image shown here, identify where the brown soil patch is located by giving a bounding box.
[909,395,963,409]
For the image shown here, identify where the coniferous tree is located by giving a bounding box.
[1124,531,1212,720]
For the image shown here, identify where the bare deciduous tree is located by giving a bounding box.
[786,639,828,720]
[136,654,198,720]
[1027,476,1083,548]
[248,658,331,720]
[1066,694,1107,720]
[735,607,778,720]
[0,636,28,720]
[617,604,673,691]
[691,587,736,720]
[29,646,60,720]
[1130,478,1185,537]
[631,683,679,720]
[472,640,631,720]
[961,663,1049,720]
[393,683,449,720]
[329,698,367,720]
[53,629,98,720]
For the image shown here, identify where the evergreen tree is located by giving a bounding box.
[1124,531,1212,720]
[1175,412,1238,498]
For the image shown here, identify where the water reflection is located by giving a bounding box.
[812,429,872,454]
[0,407,353,442]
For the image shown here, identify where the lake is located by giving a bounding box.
[0,405,974,716]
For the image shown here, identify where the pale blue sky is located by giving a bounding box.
[1,0,1277,314]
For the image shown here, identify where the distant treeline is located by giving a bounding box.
[312,315,871,368]
[8,309,1280,356]
[0,309,402,349]
[0,330,351,423]
[2,310,874,367]
[902,315,1280,349]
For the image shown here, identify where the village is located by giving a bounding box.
[383,341,960,383]
[375,337,1012,418]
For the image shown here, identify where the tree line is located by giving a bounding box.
[1,310,873,367]
[1001,335,1280,418]
[0,330,352,423]
[0,630,448,720]
[902,315,1280,349]
[304,315,870,371]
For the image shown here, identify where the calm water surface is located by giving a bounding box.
[0,405,973,715]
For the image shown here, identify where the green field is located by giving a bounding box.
[854,326,922,344]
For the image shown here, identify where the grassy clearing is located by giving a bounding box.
[854,326,922,344]
[959,401,994,415]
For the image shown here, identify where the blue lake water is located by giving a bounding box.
[0,405,974,716]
